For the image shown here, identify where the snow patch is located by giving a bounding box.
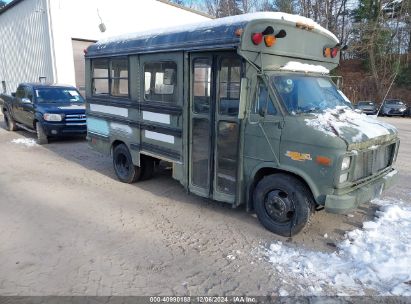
[264,199,411,295]
[96,12,338,47]
[384,169,398,179]
[11,138,38,147]
[280,61,329,74]
[305,107,396,141]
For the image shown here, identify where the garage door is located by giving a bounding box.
[72,39,96,97]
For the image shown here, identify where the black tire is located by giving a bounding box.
[140,155,155,181]
[113,144,141,183]
[4,111,18,131]
[253,173,314,237]
[36,122,48,145]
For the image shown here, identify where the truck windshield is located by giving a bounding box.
[270,74,352,114]
[35,88,84,103]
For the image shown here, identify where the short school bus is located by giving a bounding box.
[85,12,399,236]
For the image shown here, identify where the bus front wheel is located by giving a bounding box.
[113,144,141,183]
[253,173,314,237]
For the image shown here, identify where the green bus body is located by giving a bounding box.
[85,13,399,235]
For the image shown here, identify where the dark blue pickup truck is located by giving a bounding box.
[0,83,86,144]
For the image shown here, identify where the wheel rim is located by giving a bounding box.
[264,189,295,223]
[115,153,130,177]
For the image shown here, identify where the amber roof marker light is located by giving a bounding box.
[251,26,286,47]
[235,28,244,37]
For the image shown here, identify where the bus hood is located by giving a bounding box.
[304,107,398,149]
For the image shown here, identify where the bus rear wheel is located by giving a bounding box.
[253,173,314,237]
[113,144,141,183]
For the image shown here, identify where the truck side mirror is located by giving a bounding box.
[238,78,248,120]
[21,98,31,103]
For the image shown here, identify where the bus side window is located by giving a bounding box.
[144,61,177,103]
[254,82,277,116]
[111,58,129,97]
[92,59,109,95]
[219,58,241,116]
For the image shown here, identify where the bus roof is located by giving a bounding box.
[86,12,338,58]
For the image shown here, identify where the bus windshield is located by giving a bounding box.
[270,74,352,114]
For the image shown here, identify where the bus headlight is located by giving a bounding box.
[339,172,349,183]
[43,113,64,122]
[341,156,351,170]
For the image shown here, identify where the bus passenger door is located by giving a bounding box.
[213,56,241,203]
[189,55,213,198]
[189,54,242,204]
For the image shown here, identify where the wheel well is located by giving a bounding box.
[110,140,159,167]
[248,167,316,211]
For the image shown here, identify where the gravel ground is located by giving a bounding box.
[0,115,409,296]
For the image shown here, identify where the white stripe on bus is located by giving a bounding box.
[89,104,128,117]
[145,131,175,144]
[142,111,171,124]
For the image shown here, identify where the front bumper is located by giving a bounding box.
[382,109,406,116]
[362,110,377,115]
[42,121,86,137]
[324,168,398,213]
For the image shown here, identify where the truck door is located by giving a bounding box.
[189,53,242,204]
[20,86,35,127]
[244,77,283,167]
[12,86,26,124]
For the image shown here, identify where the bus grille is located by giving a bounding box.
[353,143,395,181]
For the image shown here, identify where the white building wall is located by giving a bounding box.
[0,0,55,94]
[49,0,211,87]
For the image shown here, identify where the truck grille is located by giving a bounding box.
[353,143,395,181]
[65,114,86,126]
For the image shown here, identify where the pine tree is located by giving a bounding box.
[216,0,243,17]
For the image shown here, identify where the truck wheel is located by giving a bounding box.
[253,173,314,237]
[4,111,18,131]
[113,144,141,183]
[36,122,48,145]
[140,155,155,181]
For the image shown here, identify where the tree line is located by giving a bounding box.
[172,0,410,103]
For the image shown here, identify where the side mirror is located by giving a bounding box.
[238,78,248,120]
[11,92,16,97]
[21,98,31,103]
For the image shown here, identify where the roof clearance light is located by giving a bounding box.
[331,48,339,58]
[252,27,286,47]
[235,28,243,37]
[264,35,276,47]
[252,33,263,45]
[324,47,340,58]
